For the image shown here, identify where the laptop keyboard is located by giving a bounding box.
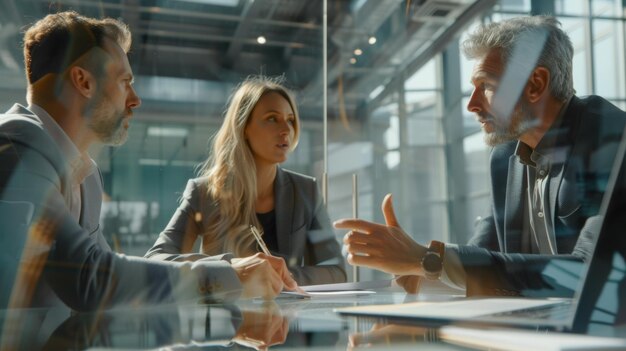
[489,301,573,320]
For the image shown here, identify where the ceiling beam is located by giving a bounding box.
[300,0,404,102]
[367,0,496,111]
[42,0,320,30]
[224,0,269,64]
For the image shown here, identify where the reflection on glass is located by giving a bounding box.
[348,323,439,350]
[233,302,290,350]
[593,19,625,99]
[37,303,289,351]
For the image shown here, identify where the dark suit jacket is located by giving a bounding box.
[145,168,347,285]
[452,95,626,296]
[0,104,242,311]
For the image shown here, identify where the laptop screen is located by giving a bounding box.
[570,123,626,334]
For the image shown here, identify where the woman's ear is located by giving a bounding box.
[525,66,550,103]
[68,66,95,99]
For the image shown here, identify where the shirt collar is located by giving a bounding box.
[514,96,573,168]
[27,104,96,185]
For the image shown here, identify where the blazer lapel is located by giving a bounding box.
[548,157,566,249]
[274,167,293,257]
[548,98,581,251]
[504,154,525,253]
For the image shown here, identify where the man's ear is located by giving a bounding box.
[68,66,95,99]
[525,66,550,103]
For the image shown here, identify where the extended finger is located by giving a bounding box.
[333,218,388,233]
[343,230,381,245]
[382,194,400,227]
[347,253,380,269]
[344,242,379,256]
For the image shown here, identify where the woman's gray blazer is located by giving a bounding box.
[146,167,347,285]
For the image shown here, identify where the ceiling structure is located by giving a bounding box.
[0,0,495,169]
[0,0,495,118]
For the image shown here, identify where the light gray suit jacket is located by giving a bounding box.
[0,104,242,312]
[145,168,347,285]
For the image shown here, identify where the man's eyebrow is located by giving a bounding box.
[470,71,498,85]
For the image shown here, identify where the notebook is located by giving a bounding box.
[337,123,626,334]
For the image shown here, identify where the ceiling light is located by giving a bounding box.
[139,159,199,167]
[257,36,267,44]
[147,126,188,138]
[175,0,239,7]
[139,158,167,166]
[354,48,363,56]
[350,57,357,64]
[368,36,377,45]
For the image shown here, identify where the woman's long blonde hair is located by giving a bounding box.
[198,76,300,256]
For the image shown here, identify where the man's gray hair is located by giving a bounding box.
[462,16,574,101]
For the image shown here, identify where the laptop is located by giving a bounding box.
[336,123,626,334]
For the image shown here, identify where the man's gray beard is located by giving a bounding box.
[483,103,536,146]
[100,117,128,146]
[89,106,128,146]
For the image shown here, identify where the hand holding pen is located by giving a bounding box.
[249,225,308,295]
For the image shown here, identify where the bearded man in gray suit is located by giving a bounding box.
[0,11,298,315]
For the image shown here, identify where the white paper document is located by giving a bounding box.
[278,279,392,299]
[279,290,376,299]
[301,279,392,292]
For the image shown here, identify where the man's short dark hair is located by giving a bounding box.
[23,11,131,84]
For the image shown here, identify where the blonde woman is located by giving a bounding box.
[146,76,346,285]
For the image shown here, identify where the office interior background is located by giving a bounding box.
[0,0,624,281]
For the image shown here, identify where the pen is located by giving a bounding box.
[249,225,271,255]
[250,225,308,295]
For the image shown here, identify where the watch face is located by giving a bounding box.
[422,252,443,274]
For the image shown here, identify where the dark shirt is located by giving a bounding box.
[256,210,279,254]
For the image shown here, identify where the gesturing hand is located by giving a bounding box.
[334,194,427,277]
[231,253,299,299]
[380,194,423,294]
